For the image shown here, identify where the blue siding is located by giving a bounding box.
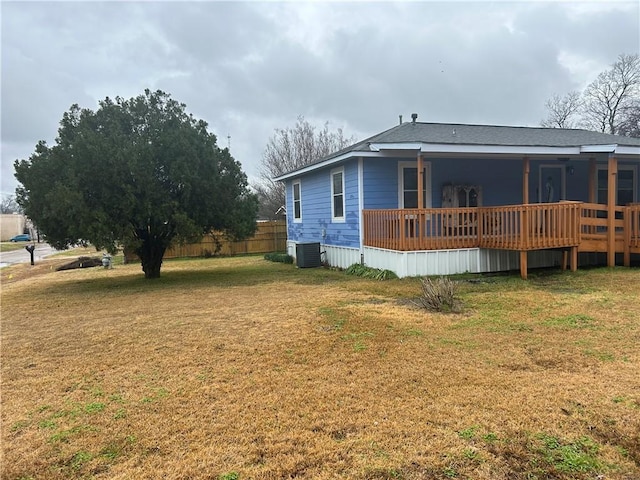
[286,159,360,248]
[362,158,401,209]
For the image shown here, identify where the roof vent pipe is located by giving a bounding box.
[411,113,418,123]
[399,115,403,125]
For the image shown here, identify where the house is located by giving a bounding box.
[274,116,640,279]
[0,214,27,241]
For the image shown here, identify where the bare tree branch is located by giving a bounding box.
[582,53,640,134]
[0,195,21,214]
[255,116,354,219]
[540,92,582,128]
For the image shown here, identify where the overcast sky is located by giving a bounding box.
[2,0,639,197]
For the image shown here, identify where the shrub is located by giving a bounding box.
[414,276,461,312]
[264,252,293,264]
[345,264,398,280]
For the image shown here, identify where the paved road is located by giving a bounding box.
[0,243,57,268]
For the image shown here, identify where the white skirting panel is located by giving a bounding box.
[363,246,564,278]
[321,244,361,269]
[287,241,361,269]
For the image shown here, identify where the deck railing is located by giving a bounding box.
[578,203,625,253]
[625,204,640,252]
[363,202,582,252]
[362,208,478,251]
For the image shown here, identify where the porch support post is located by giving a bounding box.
[522,156,530,204]
[607,154,617,267]
[588,157,596,203]
[520,157,531,258]
[571,246,578,271]
[623,208,631,267]
[417,153,424,209]
[520,251,528,280]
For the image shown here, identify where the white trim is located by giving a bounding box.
[274,151,384,181]
[358,157,364,253]
[538,164,566,203]
[369,142,422,152]
[370,142,584,156]
[292,180,302,223]
[397,160,432,208]
[613,145,640,155]
[330,167,346,223]
[596,164,638,204]
[580,144,617,153]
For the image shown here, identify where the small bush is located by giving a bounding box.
[345,264,398,280]
[415,276,461,312]
[264,252,293,264]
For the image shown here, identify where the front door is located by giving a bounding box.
[398,161,431,208]
[539,165,565,203]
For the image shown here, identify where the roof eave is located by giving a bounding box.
[273,142,640,182]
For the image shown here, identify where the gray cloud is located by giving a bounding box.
[2,1,638,196]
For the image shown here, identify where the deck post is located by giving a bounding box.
[522,156,530,204]
[520,250,528,279]
[417,154,424,210]
[607,155,617,267]
[623,206,631,267]
[588,157,596,203]
[570,246,578,271]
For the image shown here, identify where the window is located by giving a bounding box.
[398,161,431,208]
[331,168,345,222]
[596,165,637,205]
[292,180,301,222]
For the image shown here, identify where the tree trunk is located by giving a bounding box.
[136,239,167,279]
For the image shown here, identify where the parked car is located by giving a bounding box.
[10,234,31,242]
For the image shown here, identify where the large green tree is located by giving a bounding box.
[14,90,258,278]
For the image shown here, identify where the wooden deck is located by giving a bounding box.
[363,202,640,278]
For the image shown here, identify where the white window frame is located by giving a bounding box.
[331,167,346,223]
[596,164,637,205]
[398,161,432,208]
[292,180,302,223]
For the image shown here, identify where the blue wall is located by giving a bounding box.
[286,159,360,248]
[362,158,401,209]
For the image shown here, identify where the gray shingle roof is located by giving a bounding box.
[356,122,640,149]
[276,121,640,179]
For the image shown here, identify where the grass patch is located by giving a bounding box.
[544,313,596,328]
[2,258,639,479]
[535,434,602,474]
[0,241,31,252]
[263,252,294,264]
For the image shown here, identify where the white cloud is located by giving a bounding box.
[1,0,638,196]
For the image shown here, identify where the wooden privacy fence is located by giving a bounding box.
[125,220,287,262]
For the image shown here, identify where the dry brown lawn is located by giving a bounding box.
[1,255,639,480]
